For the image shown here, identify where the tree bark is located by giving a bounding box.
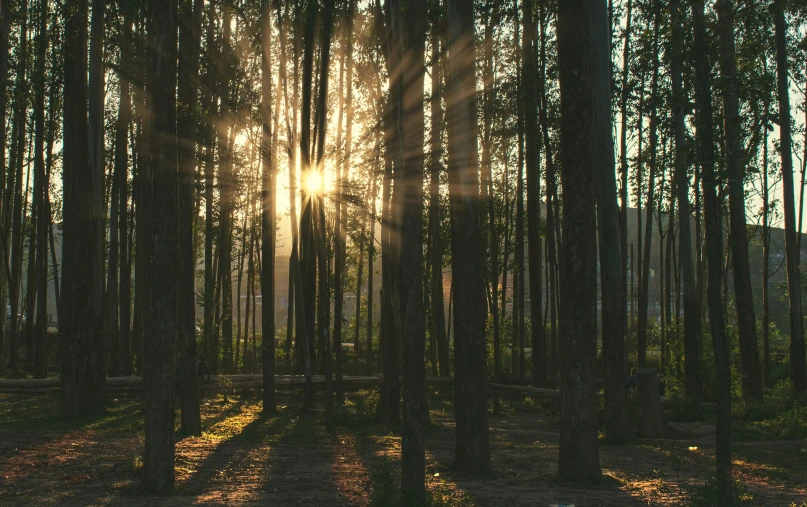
[142,0,178,492]
[177,0,203,435]
[388,0,428,499]
[31,0,48,379]
[774,0,806,392]
[670,0,701,401]
[590,0,628,442]
[261,0,277,413]
[202,2,217,374]
[446,0,490,474]
[714,0,762,402]
[522,0,545,388]
[637,3,660,369]
[0,0,9,376]
[556,0,601,483]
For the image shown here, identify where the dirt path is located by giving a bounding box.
[0,394,805,506]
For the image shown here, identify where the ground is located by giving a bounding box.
[0,390,806,506]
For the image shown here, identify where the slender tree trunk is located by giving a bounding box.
[556,0,601,483]
[762,99,771,388]
[0,0,9,376]
[177,0,203,435]
[538,0,558,388]
[118,12,132,377]
[86,0,106,405]
[701,1,734,499]
[261,0,277,412]
[429,20,449,379]
[217,3,235,374]
[618,0,633,329]
[522,0,545,388]
[774,0,806,392]
[713,0,762,402]
[446,0,490,474]
[637,4,659,369]
[671,0,701,401]
[7,0,29,375]
[298,0,317,406]
[590,0,628,442]
[366,172,376,376]
[374,0,401,424]
[202,3,217,373]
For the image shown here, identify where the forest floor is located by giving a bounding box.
[0,390,805,506]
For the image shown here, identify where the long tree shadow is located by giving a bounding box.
[255,408,360,506]
[176,405,293,499]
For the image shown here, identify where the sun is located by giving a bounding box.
[303,170,323,195]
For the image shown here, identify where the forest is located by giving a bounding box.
[0,0,806,505]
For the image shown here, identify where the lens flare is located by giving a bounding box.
[304,170,323,195]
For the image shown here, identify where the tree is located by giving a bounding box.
[670,0,701,402]
[774,0,806,393]
[556,0,601,483]
[0,0,9,377]
[142,0,179,491]
[715,0,762,402]
[61,0,103,417]
[31,0,48,380]
[522,0,546,389]
[261,0,277,414]
[693,0,733,500]
[426,5,447,379]
[446,0,490,474]
[590,0,627,442]
[387,0,428,499]
[177,0,203,435]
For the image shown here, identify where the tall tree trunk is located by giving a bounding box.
[0,0,9,376]
[514,2,525,379]
[7,0,29,375]
[637,4,659,369]
[177,0,203,435]
[86,0,106,404]
[704,1,735,499]
[61,0,102,417]
[217,4,235,374]
[202,2,217,374]
[446,0,490,474]
[618,0,632,330]
[774,0,806,392]
[366,171,376,376]
[590,0,627,442]
[142,0,178,491]
[522,0,545,388]
[556,0,601,483]
[671,0,701,401]
[298,0,317,406]
[430,17,449,379]
[261,0,277,413]
[30,0,48,379]
[118,11,133,377]
[387,0,428,498]
[538,0,558,388]
[714,0,762,402]
[762,98,771,388]
[374,0,401,425]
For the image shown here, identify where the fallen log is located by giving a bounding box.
[487,383,560,399]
